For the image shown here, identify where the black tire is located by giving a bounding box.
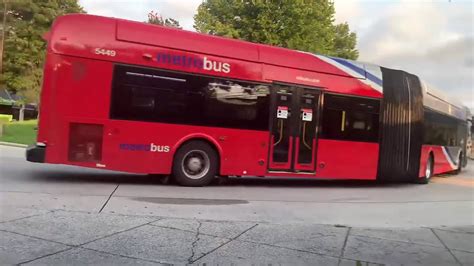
[172,141,218,187]
[415,154,433,184]
[453,153,463,175]
[148,174,173,185]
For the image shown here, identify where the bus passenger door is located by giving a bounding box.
[268,85,320,172]
[294,89,320,172]
[269,86,294,170]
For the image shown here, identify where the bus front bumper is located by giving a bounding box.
[26,145,45,163]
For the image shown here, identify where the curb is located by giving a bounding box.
[0,141,28,148]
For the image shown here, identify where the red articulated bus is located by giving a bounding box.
[27,14,469,186]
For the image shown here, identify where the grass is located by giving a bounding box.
[0,119,38,145]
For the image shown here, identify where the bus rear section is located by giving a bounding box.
[26,14,468,186]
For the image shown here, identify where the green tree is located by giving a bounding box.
[1,0,83,103]
[147,10,181,29]
[332,22,358,60]
[194,0,358,60]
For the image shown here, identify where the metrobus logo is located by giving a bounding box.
[119,143,170,153]
[156,52,231,74]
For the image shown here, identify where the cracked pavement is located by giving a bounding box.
[1,145,473,265]
[1,210,473,265]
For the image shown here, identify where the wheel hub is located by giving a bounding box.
[187,157,203,172]
[181,150,211,180]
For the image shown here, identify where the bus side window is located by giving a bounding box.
[424,109,461,147]
[110,64,271,131]
[321,94,380,143]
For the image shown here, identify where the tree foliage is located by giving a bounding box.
[147,11,181,29]
[194,0,358,59]
[1,0,83,103]
[333,22,359,60]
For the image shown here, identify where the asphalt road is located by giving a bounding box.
[1,145,473,227]
[1,145,473,265]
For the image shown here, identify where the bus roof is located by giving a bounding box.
[49,13,467,119]
[49,14,382,82]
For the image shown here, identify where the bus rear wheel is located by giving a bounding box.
[416,154,433,184]
[172,141,218,186]
[453,153,463,174]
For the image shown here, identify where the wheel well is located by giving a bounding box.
[173,138,221,174]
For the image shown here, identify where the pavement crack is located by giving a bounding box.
[79,246,166,265]
[425,227,474,235]
[78,218,163,246]
[0,210,55,224]
[1,219,165,265]
[239,237,383,265]
[339,227,351,258]
[98,183,119,213]
[148,223,235,240]
[349,233,444,248]
[1,218,163,249]
[148,223,199,234]
[0,229,73,247]
[18,247,74,265]
[191,223,258,264]
[429,228,463,266]
[188,220,202,264]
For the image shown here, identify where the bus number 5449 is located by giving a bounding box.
[94,48,116,57]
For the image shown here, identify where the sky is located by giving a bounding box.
[79,0,474,110]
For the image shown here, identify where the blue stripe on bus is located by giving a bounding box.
[329,57,383,87]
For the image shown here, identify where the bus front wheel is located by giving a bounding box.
[172,141,218,186]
